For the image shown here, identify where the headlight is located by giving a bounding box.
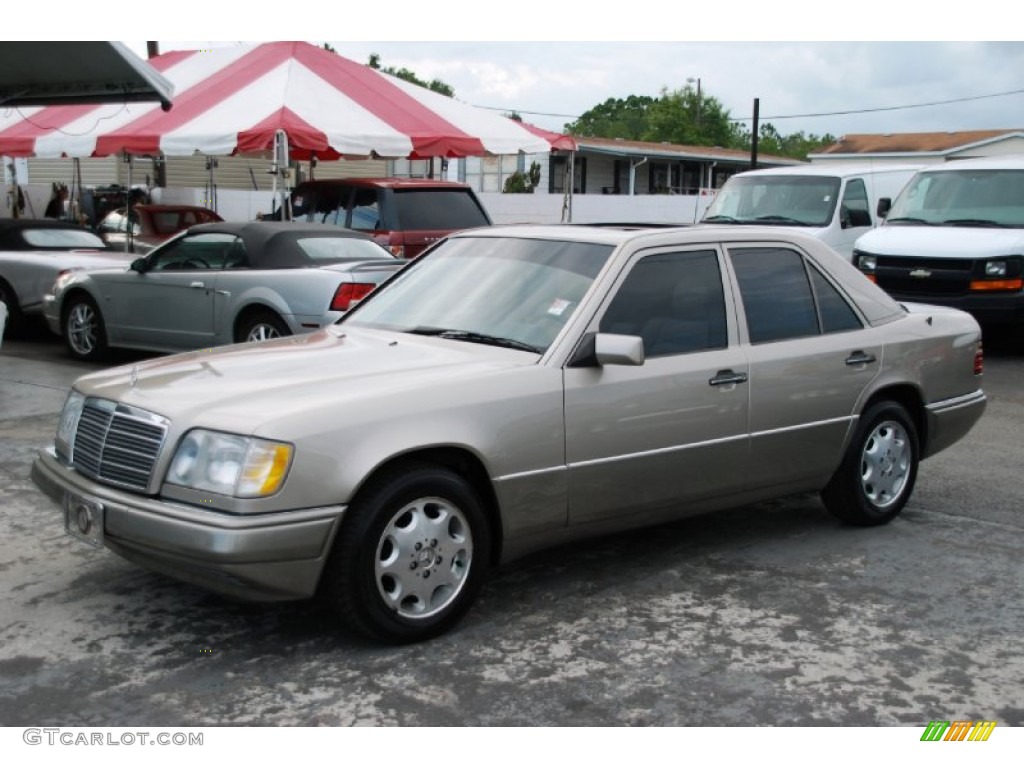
[56,390,86,460]
[166,429,293,498]
[857,253,877,272]
[984,260,1007,277]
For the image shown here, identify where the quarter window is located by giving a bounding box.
[600,250,727,357]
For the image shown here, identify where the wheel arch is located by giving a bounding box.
[861,383,927,451]
[345,446,504,568]
[59,286,102,327]
[232,303,288,341]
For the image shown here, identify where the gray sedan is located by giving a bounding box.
[43,221,403,360]
[32,225,986,643]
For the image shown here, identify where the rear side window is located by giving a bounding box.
[22,228,106,249]
[392,190,491,230]
[730,247,862,343]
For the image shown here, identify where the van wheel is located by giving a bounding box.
[822,401,919,526]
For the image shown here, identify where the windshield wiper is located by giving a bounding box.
[701,214,742,223]
[407,327,543,354]
[942,218,1008,228]
[754,215,809,225]
[885,217,934,225]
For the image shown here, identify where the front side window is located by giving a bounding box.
[600,250,727,357]
[841,178,872,228]
[149,233,239,271]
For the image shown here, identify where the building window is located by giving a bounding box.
[549,155,587,194]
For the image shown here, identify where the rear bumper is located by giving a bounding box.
[923,389,987,459]
[31,448,345,601]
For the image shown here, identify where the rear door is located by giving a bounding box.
[726,244,882,491]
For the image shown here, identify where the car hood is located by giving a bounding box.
[72,326,537,435]
[856,225,1024,257]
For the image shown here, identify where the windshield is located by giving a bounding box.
[344,236,614,353]
[885,169,1024,228]
[702,175,841,227]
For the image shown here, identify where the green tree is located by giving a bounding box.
[503,161,542,193]
[732,122,837,160]
[564,95,657,139]
[367,54,455,97]
[644,84,741,147]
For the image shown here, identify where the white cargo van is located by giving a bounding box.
[700,164,919,259]
[853,156,1024,327]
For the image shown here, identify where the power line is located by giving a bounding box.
[470,87,1024,127]
[735,87,1024,123]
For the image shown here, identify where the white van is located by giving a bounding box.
[701,164,920,260]
[853,157,1024,327]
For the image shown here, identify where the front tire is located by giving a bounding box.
[63,295,108,361]
[322,463,491,643]
[822,400,919,526]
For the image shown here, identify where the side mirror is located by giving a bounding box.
[595,333,645,366]
[876,197,892,219]
[130,258,150,273]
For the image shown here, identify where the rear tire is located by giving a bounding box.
[822,400,919,526]
[237,310,289,343]
[63,294,108,361]
[321,463,491,643]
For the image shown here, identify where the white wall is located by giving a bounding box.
[147,187,717,226]
[480,191,716,225]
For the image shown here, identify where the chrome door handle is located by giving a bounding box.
[190,281,205,289]
[709,370,748,386]
[845,351,877,366]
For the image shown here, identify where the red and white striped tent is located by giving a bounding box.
[0,41,575,160]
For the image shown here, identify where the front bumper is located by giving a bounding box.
[889,291,1024,326]
[923,389,987,459]
[31,448,345,601]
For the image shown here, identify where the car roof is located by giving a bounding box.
[291,177,473,191]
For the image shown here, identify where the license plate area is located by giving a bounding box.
[64,493,104,548]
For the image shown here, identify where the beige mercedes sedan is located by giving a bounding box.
[32,225,986,642]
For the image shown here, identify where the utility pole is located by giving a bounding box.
[146,42,160,59]
[750,98,760,171]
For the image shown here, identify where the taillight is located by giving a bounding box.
[388,244,405,258]
[974,341,984,376]
[330,282,375,311]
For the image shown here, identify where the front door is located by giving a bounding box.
[563,247,750,525]
[106,233,237,350]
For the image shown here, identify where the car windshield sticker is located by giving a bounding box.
[547,299,572,316]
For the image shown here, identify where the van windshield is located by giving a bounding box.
[886,169,1024,228]
[702,175,841,227]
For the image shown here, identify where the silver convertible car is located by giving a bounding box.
[32,225,986,642]
[0,219,130,335]
[43,221,402,360]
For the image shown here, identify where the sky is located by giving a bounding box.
[27,1,1024,142]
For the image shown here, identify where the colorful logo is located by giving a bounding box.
[921,721,996,742]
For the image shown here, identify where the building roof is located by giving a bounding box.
[812,130,1024,157]
[572,135,802,166]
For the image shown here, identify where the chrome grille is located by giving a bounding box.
[72,399,168,492]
